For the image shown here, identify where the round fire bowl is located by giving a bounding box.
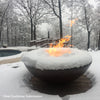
[25,63,91,83]
[22,48,92,84]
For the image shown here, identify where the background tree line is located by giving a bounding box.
[0,0,100,50]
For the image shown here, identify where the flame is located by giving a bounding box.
[46,35,72,57]
[46,18,78,57]
[70,18,78,27]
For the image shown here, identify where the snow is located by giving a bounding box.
[69,51,100,100]
[22,48,92,70]
[0,62,62,100]
[0,46,37,64]
[0,49,100,100]
[0,52,22,62]
[0,46,37,51]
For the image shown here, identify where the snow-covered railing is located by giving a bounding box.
[30,38,60,47]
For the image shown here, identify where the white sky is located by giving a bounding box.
[88,0,97,9]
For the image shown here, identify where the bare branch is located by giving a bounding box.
[51,0,59,17]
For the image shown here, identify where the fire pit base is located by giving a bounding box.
[25,64,91,83]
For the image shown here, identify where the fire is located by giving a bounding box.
[46,18,78,57]
[46,35,72,57]
[70,18,78,27]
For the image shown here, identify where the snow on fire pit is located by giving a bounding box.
[22,48,92,83]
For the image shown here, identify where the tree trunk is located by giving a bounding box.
[70,0,73,47]
[0,29,1,42]
[7,25,9,46]
[0,31,2,47]
[48,31,50,39]
[15,27,17,46]
[6,18,9,46]
[84,6,91,50]
[30,18,34,40]
[0,19,3,45]
[15,35,16,46]
[58,0,63,38]
[98,32,100,50]
[87,31,90,49]
[0,26,3,47]
[33,24,36,40]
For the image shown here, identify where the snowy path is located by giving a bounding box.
[0,51,100,100]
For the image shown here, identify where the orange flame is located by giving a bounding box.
[70,18,78,27]
[46,35,72,57]
[46,18,78,57]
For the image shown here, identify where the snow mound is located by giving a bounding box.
[22,48,92,70]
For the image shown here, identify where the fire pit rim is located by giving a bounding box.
[22,48,92,70]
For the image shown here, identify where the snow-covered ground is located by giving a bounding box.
[69,51,100,100]
[0,50,100,100]
[0,62,62,100]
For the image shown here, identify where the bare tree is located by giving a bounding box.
[96,1,100,49]
[43,0,63,38]
[74,0,94,49]
[0,0,10,45]
[15,0,46,40]
[82,0,94,49]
